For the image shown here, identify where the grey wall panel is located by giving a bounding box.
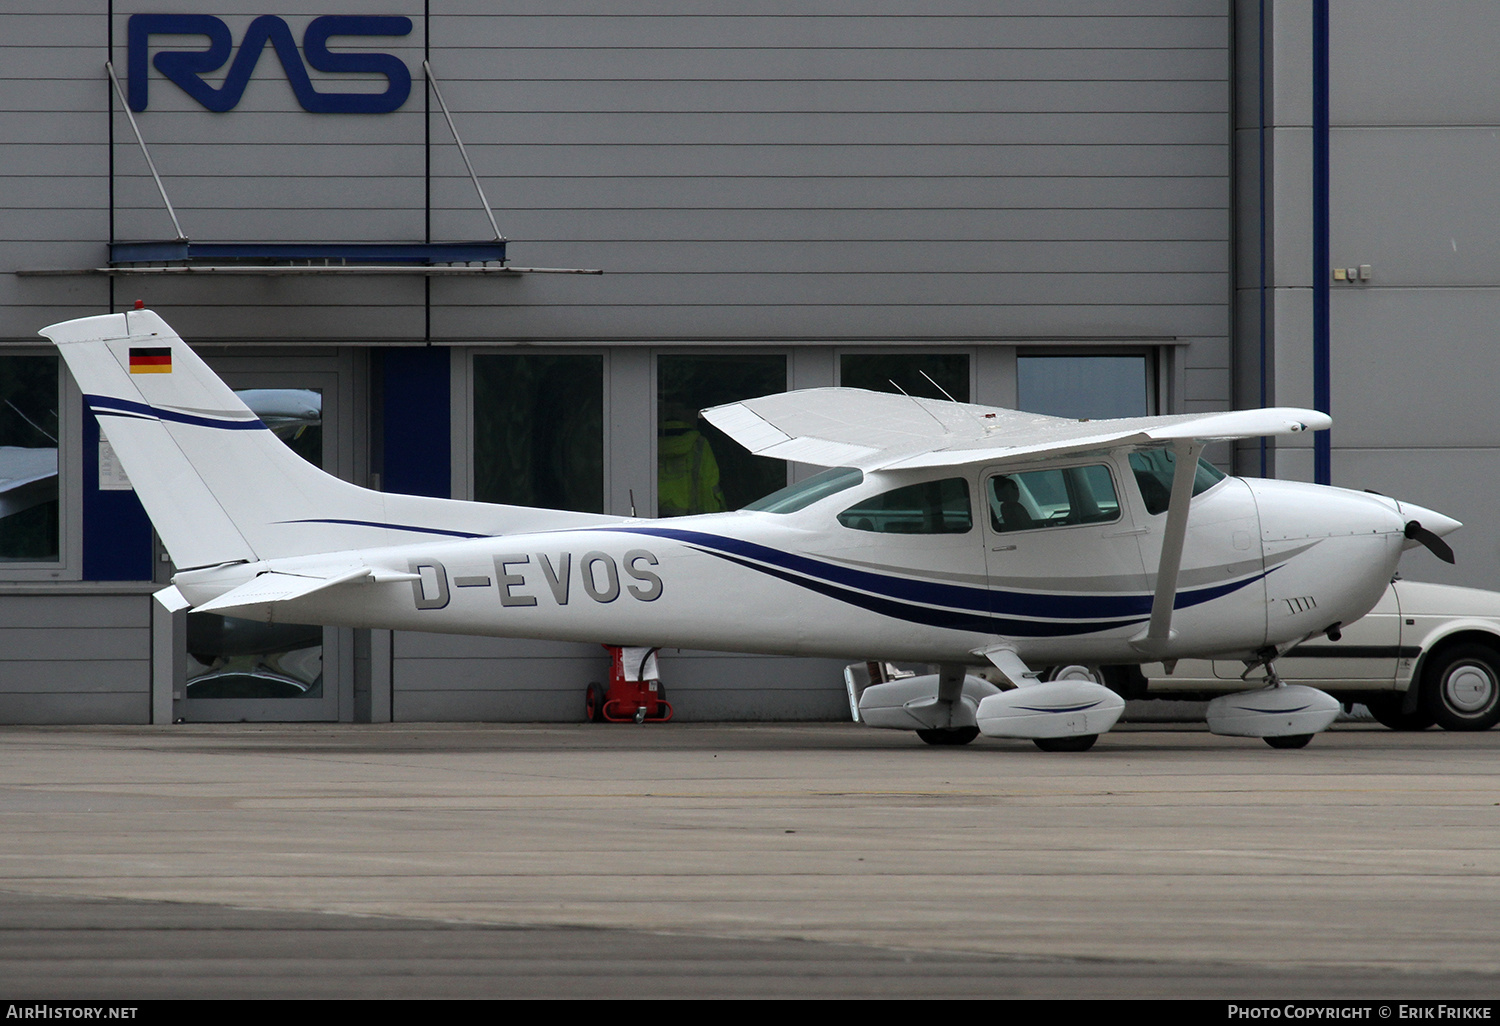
[0,46,106,82]
[0,695,149,725]
[0,301,112,342]
[123,144,424,178]
[395,632,605,659]
[114,114,423,146]
[418,80,1229,115]
[438,208,1228,243]
[0,145,109,177]
[431,296,1228,343]
[0,112,114,143]
[395,690,579,722]
[448,145,1230,179]
[0,78,107,112]
[0,628,148,660]
[0,595,148,628]
[455,239,1230,276]
[0,177,107,210]
[0,594,150,725]
[435,13,1225,50]
[1331,129,1500,288]
[0,661,148,693]
[394,658,606,693]
[108,210,427,246]
[437,271,1225,307]
[106,294,427,342]
[436,47,1227,83]
[440,112,1229,148]
[111,175,425,212]
[1185,366,1229,404]
[1333,2,1500,127]
[1328,288,1500,449]
[431,175,1229,212]
[437,0,1215,15]
[0,210,110,242]
[0,12,102,46]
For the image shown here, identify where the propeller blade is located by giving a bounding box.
[1406,521,1456,564]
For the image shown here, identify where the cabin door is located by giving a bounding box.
[980,460,1152,647]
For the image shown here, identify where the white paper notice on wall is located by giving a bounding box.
[98,438,133,490]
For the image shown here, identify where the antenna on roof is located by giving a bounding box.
[919,370,959,403]
[889,380,949,432]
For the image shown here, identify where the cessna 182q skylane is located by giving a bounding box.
[42,309,1461,750]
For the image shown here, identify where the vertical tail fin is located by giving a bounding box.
[41,310,617,569]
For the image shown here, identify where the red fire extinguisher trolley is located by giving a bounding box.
[587,645,673,723]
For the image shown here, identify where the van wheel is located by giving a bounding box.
[1363,695,1435,731]
[1421,644,1500,731]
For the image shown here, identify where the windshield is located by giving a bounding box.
[742,466,863,514]
[1128,451,1226,515]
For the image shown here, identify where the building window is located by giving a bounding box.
[657,354,786,516]
[474,354,605,514]
[839,352,970,402]
[0,354,61,563]
[1017,354,1152,419]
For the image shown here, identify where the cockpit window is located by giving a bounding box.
[742,466,863,514]
[989,464,1120,533]
[837,478,972,534]
[1128,451,1226,515]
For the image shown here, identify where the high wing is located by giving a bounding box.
[702,387,1331,470]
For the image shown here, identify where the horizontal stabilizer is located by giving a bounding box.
[192,565,377,614]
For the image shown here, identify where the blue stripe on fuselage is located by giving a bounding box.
[703,547,1148,637]
[609,525,1262,621]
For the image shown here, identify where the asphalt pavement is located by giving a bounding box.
[0,722,1496,999]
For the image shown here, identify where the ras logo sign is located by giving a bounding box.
[127,14,413,114]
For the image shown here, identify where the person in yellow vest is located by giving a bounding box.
[658,405,725,516]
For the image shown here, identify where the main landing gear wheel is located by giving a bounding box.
[1421,644,1500,731]
[1264,733,1313,749]
[1033,734,1097,752]
[916,726,980,746]
[1363,695,1435,732]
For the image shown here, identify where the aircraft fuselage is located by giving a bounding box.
[173,454,1426,668]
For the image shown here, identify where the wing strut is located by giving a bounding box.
[1133,440,1204,656]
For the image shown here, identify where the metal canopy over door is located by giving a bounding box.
[176,362,351,723]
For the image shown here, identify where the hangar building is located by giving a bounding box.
[0,2,1483,723]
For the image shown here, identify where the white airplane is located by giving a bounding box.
[40,308,1461,750]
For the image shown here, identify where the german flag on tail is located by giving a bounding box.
[129,347,172,374]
